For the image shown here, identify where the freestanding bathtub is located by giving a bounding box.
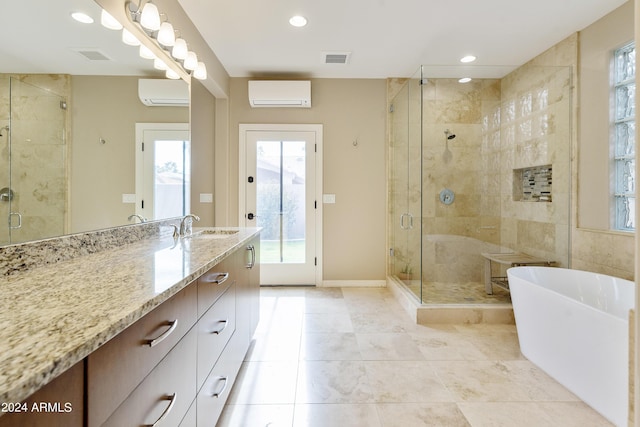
[507,267,634,427]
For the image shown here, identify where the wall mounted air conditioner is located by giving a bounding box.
[138,79,189,107]
[248,80,311,108]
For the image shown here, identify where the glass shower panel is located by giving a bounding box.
[418,66,571,304]
[389,68,423,302]
[5,77,67,245]
[0,76,9,245]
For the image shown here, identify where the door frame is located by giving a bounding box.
[239,123,323,286]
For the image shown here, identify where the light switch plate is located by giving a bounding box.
[323,194,336,204]
[122,194,136,204]
[200,193,213,203]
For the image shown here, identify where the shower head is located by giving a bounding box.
[444,129,456,140]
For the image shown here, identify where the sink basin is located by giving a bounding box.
[191,228,240,238]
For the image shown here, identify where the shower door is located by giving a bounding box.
[0,77,67,245]
[389,70,423,301]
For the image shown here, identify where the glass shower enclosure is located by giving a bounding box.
[389,65,572,305]
[0,76,67,245]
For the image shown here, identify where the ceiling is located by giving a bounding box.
[0,0,629,80]
[178,0,628,79]
[0,0,158,76]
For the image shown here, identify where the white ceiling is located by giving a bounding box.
[178,0,628,79]
[0,0,629,80]
[0,0,159,76]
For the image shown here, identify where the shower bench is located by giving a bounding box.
[481,252,555,294]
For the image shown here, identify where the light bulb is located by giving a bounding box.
[157,22,176,46]
[139,44,155,59]
[193,62,207,80]
[172,38,188,60]
[289,15,307,27]
[122,28,141,46]
[153,58,168,70]
[100,9,122,30]
[140,2,161,31]
[184,51,198,71]
[166,69,180,80]
[71,12,94,24]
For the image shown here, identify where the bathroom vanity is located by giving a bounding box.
[0,226,260,426]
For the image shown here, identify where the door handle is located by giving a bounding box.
[400,213,414,230]
[247,213,256,220]
[9,212,21,229]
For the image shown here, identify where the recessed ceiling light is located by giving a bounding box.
[460,55,477,63]
[71,12,94,24]
[458,77,472,83]
[289,15,308,27]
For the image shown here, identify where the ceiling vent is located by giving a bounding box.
[248,80,311,108]
[72,48,112,61]
[138,79,189,107]
[323,52,351,64]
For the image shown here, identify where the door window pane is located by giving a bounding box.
[256,140,306,264]
[154,139,190,219]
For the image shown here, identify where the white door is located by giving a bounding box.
[240,125,322,285]
[135,123,190,221]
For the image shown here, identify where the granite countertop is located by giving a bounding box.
[0,227,260,404]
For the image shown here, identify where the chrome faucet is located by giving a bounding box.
[128,214,147,223]
[179,214,200,236]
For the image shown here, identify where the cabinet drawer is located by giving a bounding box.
[0,361,84,427]
[196,341,240,427]
[178,400,197,427]
[87,285,197,427]
[197,283,236,388]
[197,254,237,317]
[103,327,197,427]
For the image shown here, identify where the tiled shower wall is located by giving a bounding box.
[0,74,69,245]
[499,60,572,268]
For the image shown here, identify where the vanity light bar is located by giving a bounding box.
[105,1,207,81]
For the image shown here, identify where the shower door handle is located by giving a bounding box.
[9,212,22,229]
[400,213,414,230]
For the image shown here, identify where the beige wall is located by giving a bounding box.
[70,76,188,232]
[573,1,635,279]
[225,78,387,281]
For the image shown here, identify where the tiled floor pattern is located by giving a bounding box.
[218,287,612,427]
[402,280,512,305]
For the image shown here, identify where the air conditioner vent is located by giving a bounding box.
[248,80,311,108]
[323,52,351,64]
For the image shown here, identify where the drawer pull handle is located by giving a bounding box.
[146,320,178,347]
[147,393,177,427]
[211,319,228,335]
[205,272,229,285]
[246,245,256,269]
[211,376,229,398]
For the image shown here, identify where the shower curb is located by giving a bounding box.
[387,276,515,325]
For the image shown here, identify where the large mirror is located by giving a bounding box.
[0,0,190,246]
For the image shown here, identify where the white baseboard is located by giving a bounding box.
[321,280,386,288]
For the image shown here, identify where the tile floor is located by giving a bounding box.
[217,286,613,427]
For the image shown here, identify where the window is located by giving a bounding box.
[613,42,636,231]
